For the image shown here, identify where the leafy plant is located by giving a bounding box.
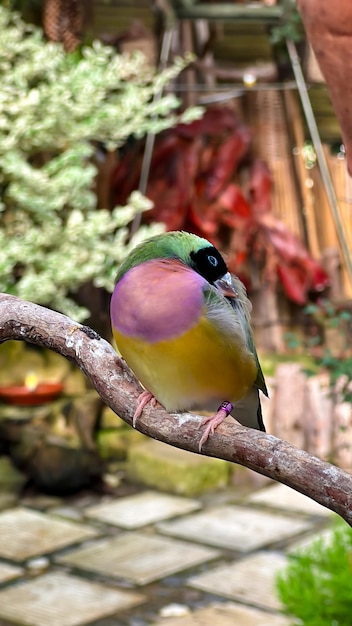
[284,299,352,403]
[270,0,304,46]
[319,354,352,404]
[304,300,352,334]
[0,6,202,320]
[277,518,352,626]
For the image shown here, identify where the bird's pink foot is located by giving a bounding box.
[133,391,157,427]
[198,401,233,451]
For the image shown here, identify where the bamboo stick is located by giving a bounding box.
[284,89,321,257]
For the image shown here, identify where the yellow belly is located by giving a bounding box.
[113,315,257,412]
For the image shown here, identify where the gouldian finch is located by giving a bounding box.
[110,231,267,450]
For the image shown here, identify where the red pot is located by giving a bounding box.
[0,382,64,406]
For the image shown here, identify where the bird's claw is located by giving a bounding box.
[133,391,157,427]
[198,401,234,452]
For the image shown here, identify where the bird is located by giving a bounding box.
[110,231,268,451]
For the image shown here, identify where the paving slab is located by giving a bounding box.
[154,601,291,626]
[247,483,333,516]
[84,490,202,529]
[0,508,99,561]
[157,505,312,552]
[56,531,219,585]
[0,561,24,583]
[0,571,144,626]
[188,552,287,611]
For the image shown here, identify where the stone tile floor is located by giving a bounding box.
[0,481,336,626]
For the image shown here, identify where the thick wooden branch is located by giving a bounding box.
[0,293,351,525]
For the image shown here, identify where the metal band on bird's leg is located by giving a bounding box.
[217,401,233,416]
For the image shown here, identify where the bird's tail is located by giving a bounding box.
[232,387,266,432]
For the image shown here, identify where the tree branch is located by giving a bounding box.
[0,293,351,525]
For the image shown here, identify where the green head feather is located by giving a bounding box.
[115,231,212,282]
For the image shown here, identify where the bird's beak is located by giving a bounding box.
[214,272,239,299]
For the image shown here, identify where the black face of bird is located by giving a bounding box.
[190,246,238,299]
[189,246,228,284]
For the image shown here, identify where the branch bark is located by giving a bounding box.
[0,293,351,525]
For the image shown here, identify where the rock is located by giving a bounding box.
[0,405,50,447]
[8,423,104,495]
[26,557,50,574]
[128,440,230,496]
[9,425,47,467]
[23,439,104,494]
[0,456,27,494]
[102,472,122,489]
[159,604,191,618]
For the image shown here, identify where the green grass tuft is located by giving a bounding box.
[277,519,352,626]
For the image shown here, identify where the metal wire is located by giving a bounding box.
[130,28,174,237]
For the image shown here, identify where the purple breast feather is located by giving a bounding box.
[111,258,206,343]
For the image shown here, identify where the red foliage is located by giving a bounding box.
[110,106,330,304]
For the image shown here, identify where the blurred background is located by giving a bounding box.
[0,3,351,626]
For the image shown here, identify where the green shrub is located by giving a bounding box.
[277,519,352,626]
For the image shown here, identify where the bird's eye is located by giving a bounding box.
[207,255,218,267]
[190,246,228,284]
